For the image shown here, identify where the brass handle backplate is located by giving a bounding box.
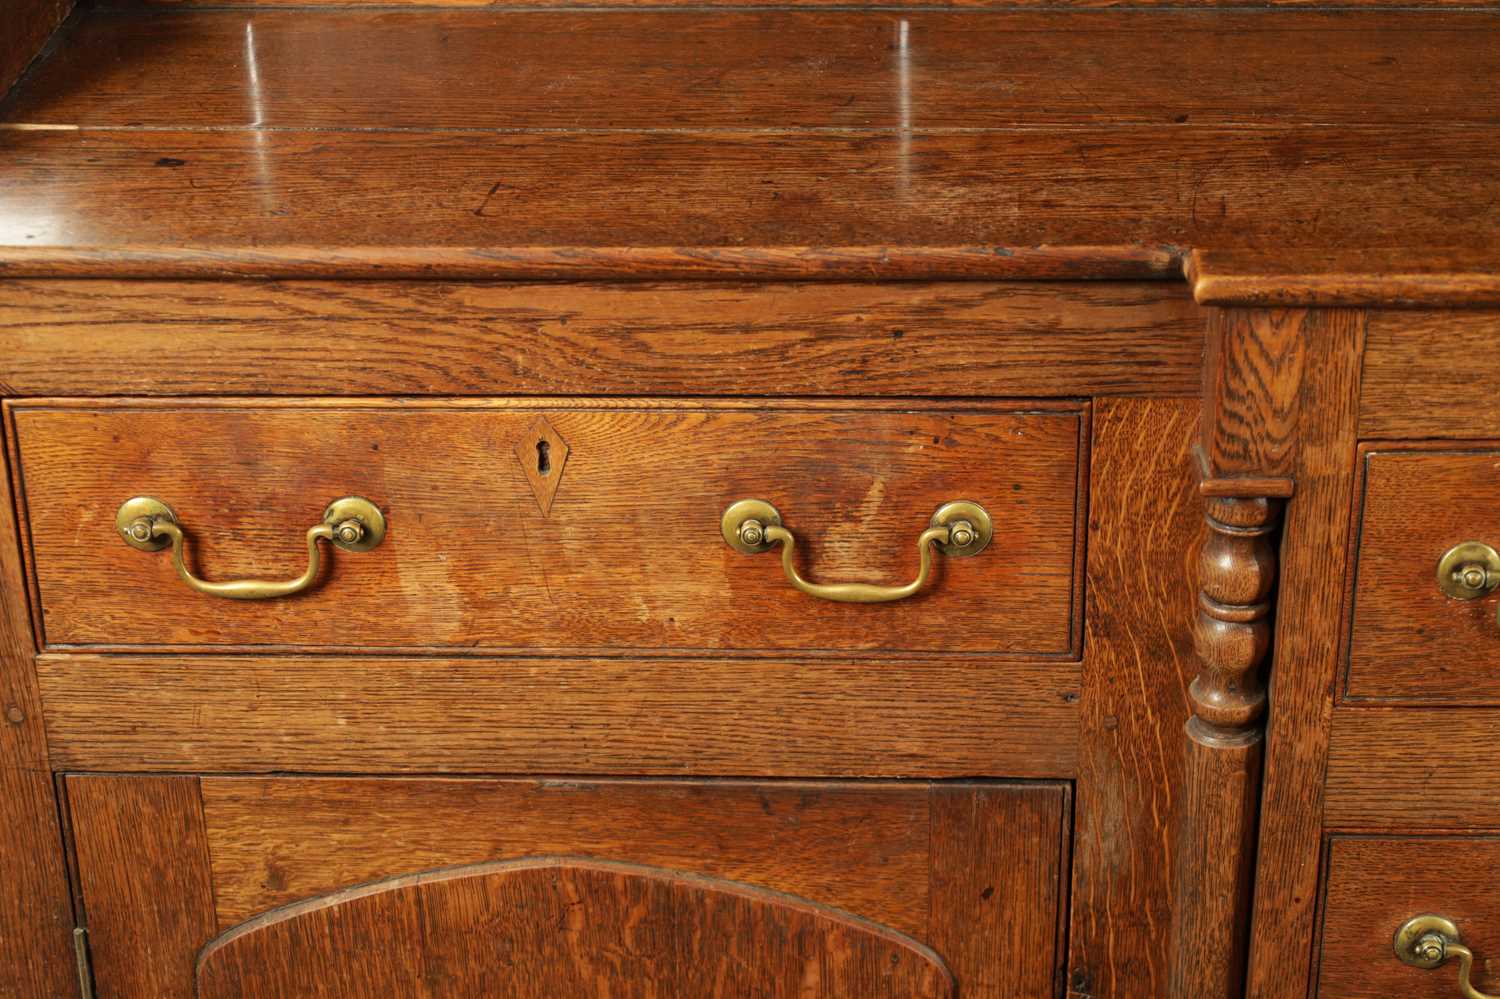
[721,498,992,603]
[116,496,386,600]
[1438,542,1500,601]
[1396,915,1499,999]
[1437,542,1500,630]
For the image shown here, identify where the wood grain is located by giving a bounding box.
[67,776,216,999]
[1326,708,1500,831]
[35,655,1081,777]
[85,0,1500,10]
[1200,308,1308,481]
[1244,309,1365,999]
[11,11,1500,131]
[0,371,74,998]
[1191,249,1500,308]
[1173,307,1316,999]
[1362,311,1500,439]
[0,280,1203,399]
[1317,836,1500,999]
[0,0,71,99]
[200,778,933,934]
[1171,733,1262,999]
[12,399,1083,655]
[2,124,1499,279]
[1346,445,1500,703]
[1066,398,1201,999]
[70,777,1067,996]
[195,857,956,999]
[929,783,1070,998]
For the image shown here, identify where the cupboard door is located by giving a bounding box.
[68,775,1071,998]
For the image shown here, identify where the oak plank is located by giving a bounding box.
[78,0,1500,10]
[1361,311,1500,439]
[0,0,71,98]
[2,125,1499,279]
[67,775,217,999]
[0,383,74,997]
[1326,708,1500,832]
[10,11,1500,131]
[200,777,934,934]
[0,280,1203,399]
[929,782,1069,998]
[1066,398,1200,999]
[36,655,1082,776]
[1244,310,1365,999]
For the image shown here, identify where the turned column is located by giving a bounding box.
[1170,308,1303,998]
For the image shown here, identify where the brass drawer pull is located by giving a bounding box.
[1437,542,1500,629]
[1396,915,1499,999]
[1437,542,1500,600]
[720,499,991,604]
[115,496,386,600]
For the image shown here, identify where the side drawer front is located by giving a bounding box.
[67,775,1070,999]
[1318,836,1500,998]
[14,399,1084,655]
[1348,445,1500,702]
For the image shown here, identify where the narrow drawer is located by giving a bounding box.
[10,399,1084,654]
[1318,835,1500,998]
[67,775,1071,998]
[1348,444,1500,702]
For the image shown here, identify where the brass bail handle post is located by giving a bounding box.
[116,496,386,600]
[720,499,992,604]
[1396,915,1499,999]
[1437,542,1500,629]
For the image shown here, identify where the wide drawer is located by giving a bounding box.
[14,396,1092,654]
[10,398,1084,654]
[1318,835,1500,998]
[67,775,1070,998]
[1347,444,1500,702]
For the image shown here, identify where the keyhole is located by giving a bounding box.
[536,440,551,475]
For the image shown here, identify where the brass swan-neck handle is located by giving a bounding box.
[116,496,386,600]
[720,499,992,604]
[1396,915,1499,999]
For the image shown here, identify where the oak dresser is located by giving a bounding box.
[1,1,1498,997]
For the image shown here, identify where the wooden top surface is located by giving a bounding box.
[2,7,1499,284]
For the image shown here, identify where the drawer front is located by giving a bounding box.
[12,399,1084,654]
[1318,836,1500,998]
[1348,445,1500,702]
[67,775,1070,998]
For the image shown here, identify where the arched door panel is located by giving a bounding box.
[195,857,955,998]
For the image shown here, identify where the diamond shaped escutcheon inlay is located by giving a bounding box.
[513,416,570,516]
